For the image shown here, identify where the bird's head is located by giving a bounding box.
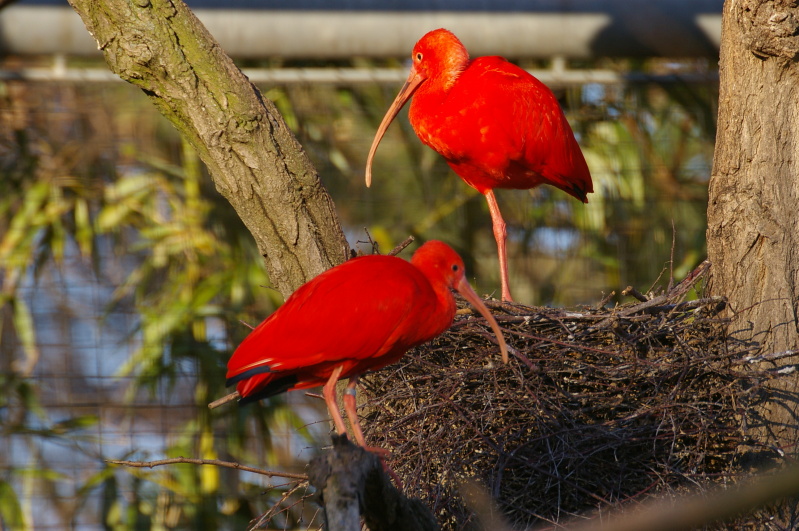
[412,241,509,364]
[365,28,469,187]
[410,28,469,90]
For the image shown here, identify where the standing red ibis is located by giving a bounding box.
[365,28,593,302]
[223,240,508,450]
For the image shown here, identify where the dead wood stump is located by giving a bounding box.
[308,434,439,531]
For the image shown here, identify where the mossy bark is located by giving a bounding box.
[67,0,349,298]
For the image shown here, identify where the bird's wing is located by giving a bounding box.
[438,57,545,158]
[439,57,591,197]
[225,256,434,382]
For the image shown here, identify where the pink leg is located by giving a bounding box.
[343,376,402,488]
[342,376,368,447]
[321,365,347,436]
[484,190,514,302]
[342,377,389,456]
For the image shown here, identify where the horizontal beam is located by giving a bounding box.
[0,5,721,59]
[0,63,719,87]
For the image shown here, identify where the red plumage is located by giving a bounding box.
[366,28,593,302]
[225,240,508,448]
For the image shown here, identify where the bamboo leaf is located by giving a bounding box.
[0,181,50,268]
[0,480,26,530]
[11,296,39,378]
[74,197,94,257]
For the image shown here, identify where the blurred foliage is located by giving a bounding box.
[0,81,314,529]
[268,57,715,304]
[0,54,716,529]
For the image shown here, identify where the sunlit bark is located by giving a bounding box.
[708,0,799,445]
[67,0,349,298]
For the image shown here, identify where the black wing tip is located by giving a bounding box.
[571,184,592,203]
[235,375,300,406]
[225,365,273,387]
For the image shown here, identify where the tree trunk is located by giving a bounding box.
[67,0,349,298]
[707,0,799,444]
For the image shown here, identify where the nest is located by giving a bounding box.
[360,262,780,529]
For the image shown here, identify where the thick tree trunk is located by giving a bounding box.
[67,0,349,298]
[707,0,799,444]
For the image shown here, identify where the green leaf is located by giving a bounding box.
[11,296,39,378]
[0,480,26,530]
[73,197,93,257]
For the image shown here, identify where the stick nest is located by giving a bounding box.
[360,262,780,529]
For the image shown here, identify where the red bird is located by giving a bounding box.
[365,28,593,302]
[224,240,508,449]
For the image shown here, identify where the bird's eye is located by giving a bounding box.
[415,52,423,62]
[451,264,459,272]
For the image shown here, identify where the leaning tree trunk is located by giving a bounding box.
[67,0,349,298]
[707,0,799,445]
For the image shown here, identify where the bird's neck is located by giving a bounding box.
[411,267,458,337]
[409,60,469,131]
[409,75,454,139]
[429,60,467,95]
[421,284,458,340]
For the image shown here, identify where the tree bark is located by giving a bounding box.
[67,0,349,298]
[707,0,799,443]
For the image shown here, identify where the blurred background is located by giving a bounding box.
[0,1,720,529]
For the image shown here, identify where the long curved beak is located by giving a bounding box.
[455,277,509,364]
[365,66,426,187]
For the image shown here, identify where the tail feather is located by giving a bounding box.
[226,364,301,406]
[237,375,299,406]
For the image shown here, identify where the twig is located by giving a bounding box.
[208,391,240,409]
[248,481,317,531]
[590,260,711,331]
[738,349,799,364]
[622,285,649,302]
[388,235,415,256]
[106,457,308,480]
[355,227,379,255]
[596,290,616,309]
[627,296,727,317]
[668,218,677,292]
[671,259,711,297]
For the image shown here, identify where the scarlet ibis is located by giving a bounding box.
[365,28,593,302]
[223,240,508,449]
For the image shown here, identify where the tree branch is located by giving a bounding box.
[106,457,308,481]
[67,0,349,297]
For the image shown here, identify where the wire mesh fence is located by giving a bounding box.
[0,58,717,529]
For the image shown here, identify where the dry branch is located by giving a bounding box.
[208,391,240,409]
[66,0,348,298]
[106,457,307,480]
